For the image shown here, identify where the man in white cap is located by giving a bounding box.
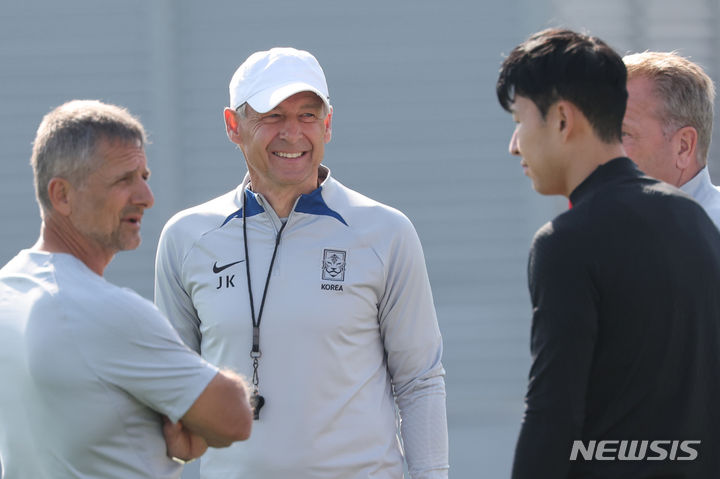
[154,48,449,478]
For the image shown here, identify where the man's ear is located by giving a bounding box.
[324,106,333,143]
[47,177,72,216]
[553,101,575,142]
[673,126,698,170]
[224,107,242,145]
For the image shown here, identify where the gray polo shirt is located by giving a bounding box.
[0,250,219,478]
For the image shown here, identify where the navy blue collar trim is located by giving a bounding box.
[221,187,347,227]
[221,189,264,226]
[295,187,348,226]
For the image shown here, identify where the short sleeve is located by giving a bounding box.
[70,289,218,423]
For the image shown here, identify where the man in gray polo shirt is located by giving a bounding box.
[0,100,253,478]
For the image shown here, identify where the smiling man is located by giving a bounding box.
[0,100,253,478]
[154,48,448,478]
[497,29,720,479]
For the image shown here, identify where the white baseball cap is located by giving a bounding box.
[229,47,330,113]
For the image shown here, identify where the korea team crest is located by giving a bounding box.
[322,249,346,281]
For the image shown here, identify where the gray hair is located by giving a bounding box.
[30,100,147,215]
[624,51,715,166]
[235,102,249,118]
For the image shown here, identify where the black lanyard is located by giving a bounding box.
[242,189,286,420]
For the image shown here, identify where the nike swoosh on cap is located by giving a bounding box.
[212,260,245,274]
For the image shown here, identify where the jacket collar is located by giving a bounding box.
[222,165,347,226]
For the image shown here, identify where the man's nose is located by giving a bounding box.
[134,179,155,209]
[278,117,303,141]
[509,128,520,156]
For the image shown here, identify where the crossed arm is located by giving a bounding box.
[164,370,253,462]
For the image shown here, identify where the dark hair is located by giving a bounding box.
[496,28,627,143]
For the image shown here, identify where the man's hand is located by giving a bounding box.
[163,415,208,463]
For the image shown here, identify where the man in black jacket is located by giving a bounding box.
[497,28,720,479]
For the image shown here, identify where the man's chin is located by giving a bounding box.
[118,235,142,252]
